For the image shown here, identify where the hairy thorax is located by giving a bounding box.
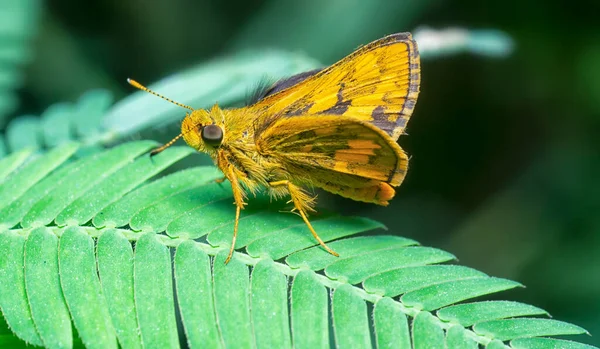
[215,109,293,199]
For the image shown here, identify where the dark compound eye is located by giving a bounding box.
[201,124,223,146]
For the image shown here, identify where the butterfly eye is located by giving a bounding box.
[201,124,223,146]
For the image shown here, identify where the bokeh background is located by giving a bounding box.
[2,0,599,346]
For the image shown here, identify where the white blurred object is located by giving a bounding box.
[414,27,514,58]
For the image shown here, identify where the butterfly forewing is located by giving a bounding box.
[252,33,420,140]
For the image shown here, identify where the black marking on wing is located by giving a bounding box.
[248,68,323,105]
[286,102,314,116]
[320,82,350,115]
[321,100,351,115]
[371,105,396,131]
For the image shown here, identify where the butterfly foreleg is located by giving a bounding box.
[268,180,339,257]
[217,151,248,264]
[221,170,245,264]
[220,170,246,264]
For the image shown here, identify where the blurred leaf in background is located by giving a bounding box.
[0,0,41,127]
[1,0,599,346]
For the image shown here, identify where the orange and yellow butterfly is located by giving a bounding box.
[129,32,420,263]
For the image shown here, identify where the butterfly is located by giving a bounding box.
[129,32,420,263]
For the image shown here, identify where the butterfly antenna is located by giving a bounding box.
[127,78,195,111]
[150,133,183,156]
[127,78,190,156]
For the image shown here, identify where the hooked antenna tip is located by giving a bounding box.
[127,78,143,89]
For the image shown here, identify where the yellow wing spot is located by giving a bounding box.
[347,139,381,150]
[314,126,338,136]
[345,105,377,119]
[336,148,376,156]
[334,152,370,164]
[333,161,350,174]
[308,96,338,114]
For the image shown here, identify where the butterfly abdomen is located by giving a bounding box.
[319,181,396,206]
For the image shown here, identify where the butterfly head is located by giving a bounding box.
[181,104,225,152]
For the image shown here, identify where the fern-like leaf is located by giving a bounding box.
[0,142,594,349]
[1,90,113,157]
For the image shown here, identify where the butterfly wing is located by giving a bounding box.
[251,33,420,140]
[249,68,323,104]
[256,114,408,205]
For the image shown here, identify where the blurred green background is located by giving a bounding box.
[3,0,599,346]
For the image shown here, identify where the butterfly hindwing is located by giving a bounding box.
[256,114,408,204]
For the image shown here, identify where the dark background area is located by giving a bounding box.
[6,0,600,345]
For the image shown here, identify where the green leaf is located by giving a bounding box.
[286,235,417,270]
[487,339,511,349]
[129,182,232,233]
[2,88,113,157]
[0,130,594,349]
[437,301,549,327]
[364,265,487,296]
[55,146,194,226]
[71,89,114,138]
[21,141,156,228]
[251,260,292,348]
[207,199,327,247]
[24,227,72,348]
[0,0,41,123]
[373,297,411,349]
[413,311,445,349]
[0,148,33,182]
[0,150,85,230]
[174,241,222,349]
[0,143,78,211]
[445,325,478,349]
[332,284,371,348]
[134,233,179,348]
[474,318,588,341]
[246,216,383,260]
[213,251,254,348]
[40,103,76,148]
[510,338,598,349]
[5,116,42,152]
[94,166,222,229]
[0,231,42,346]
[401,277,522,311]
[58,227,117,348]
[325,246,455,284]
[96,230,142,349]
[290,270,329,349]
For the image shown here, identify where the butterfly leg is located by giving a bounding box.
[224,204,241,264]
[269,180,339,257]
[223,170,246,264]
